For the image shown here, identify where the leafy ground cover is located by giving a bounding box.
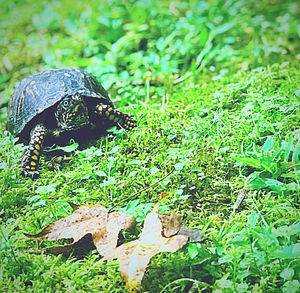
[0,0,299,292]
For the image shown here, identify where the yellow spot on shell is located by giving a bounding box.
[31,166,36,170]
[30,161,36,166]
[32,155,38,160]
[26,166,31,169]
[33,150,39,155]
[105,111,110,117]
[35,144,41,150]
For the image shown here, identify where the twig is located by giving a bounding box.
[131,167,175,198]
[232,189,247,212]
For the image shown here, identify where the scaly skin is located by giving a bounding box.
[21,124,47,179]
[95,104,137,130]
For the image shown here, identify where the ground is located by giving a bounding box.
[0,0,299,292]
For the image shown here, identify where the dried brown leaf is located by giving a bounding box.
[117,234,188,292]
[103,203,189,292]
[158,213,182,237]
[25,205,135,258]
[25,205,108,242]
[177,225,204,242]
[94,211,135,259]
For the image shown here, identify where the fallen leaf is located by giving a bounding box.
[103,203,198,292]
[94,211,136,259]
[25,205,108,242]
[25,202,203,293]
[177,225,204,242]
[158,213,182,237]
[25,205,135,258]
[114,235,188,292]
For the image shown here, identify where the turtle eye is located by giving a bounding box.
[63,100,69,107]
[74,94,80,100]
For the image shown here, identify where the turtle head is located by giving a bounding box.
[55,94,89,131]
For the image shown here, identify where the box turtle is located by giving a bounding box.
[7,68,136,179]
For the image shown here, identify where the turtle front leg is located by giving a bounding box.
[21,124,47,179]
[95,104,137,131]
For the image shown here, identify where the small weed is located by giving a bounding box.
[233,134,299,197]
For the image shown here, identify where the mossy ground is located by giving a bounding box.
[0,0,299,292]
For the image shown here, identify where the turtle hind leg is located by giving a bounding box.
[95,104,137,131]
[21,124,47,179]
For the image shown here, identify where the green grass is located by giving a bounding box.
[0,0,299,292]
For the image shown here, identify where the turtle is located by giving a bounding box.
[7,68,137,179]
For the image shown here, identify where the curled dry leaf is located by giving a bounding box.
[177,225,204,242]
[103,203,199,292]
[25,205,135,258]
[158,213,182,237]
[158,214,204,241]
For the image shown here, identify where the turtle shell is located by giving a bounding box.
[7,68,112,136]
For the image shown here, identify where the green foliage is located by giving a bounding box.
[0,0,299,292]
[213,213,300,292]
[0,0,299,96]
[118,199,154,222]
[233,134,299,195]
